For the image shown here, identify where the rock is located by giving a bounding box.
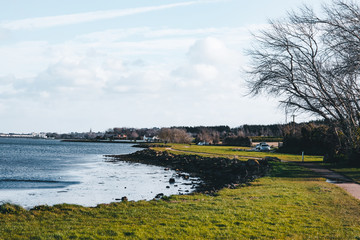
[110,148,271,194]
[166,186,170,188]
[247,159,260,167]
[263,156,281,162]
[155,193,164,199]
[169,178,175,184]
[164,168,170,171]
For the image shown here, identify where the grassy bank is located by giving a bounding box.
[1,145,359,239]
[154,143,323,162]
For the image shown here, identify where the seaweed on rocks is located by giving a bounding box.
[132,144,171,149]
[105,149,275,194]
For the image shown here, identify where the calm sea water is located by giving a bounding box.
[0,138,199,208]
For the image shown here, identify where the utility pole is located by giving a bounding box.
[291,114,296,135]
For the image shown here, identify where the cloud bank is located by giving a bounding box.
[0,0,287,133]
[0,24,287,133]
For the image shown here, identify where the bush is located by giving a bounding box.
[158,128,192,144]
[223,136,252,147]
[251,136,283,142]
[279,124,339,156]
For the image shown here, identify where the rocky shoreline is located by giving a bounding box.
[105,149,280,194]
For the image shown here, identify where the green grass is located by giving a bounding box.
[155,143,323,162]
[1,162,360,239]
[1,145,359,239]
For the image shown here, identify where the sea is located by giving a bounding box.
[0,138,199,209]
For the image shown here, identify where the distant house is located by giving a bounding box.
[116,134,127,139]
[143,135,159,142]
[104,132,116,139]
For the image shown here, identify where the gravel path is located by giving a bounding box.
[297,162,360,200]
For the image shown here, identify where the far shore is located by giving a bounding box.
[61,139,141,144]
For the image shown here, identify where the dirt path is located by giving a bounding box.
[296,162,360,200]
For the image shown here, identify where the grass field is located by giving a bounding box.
[153,143,324,162]
[1,145,359,239]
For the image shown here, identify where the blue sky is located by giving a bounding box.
[0,0,332,133]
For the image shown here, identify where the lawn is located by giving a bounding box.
[153,143,324,162]
[1,145,359,239]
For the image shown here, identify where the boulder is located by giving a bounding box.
[155,193,164,199]
[263,156,281,162]
[247,159,260,166]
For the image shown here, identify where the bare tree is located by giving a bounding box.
[158,128,192,144]
[320,1,360,75]
[197,129,220,144]
[130,131,139,140]
[247,0,360,157]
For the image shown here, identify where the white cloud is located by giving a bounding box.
[0,75,25,98]
[0,23,289,132]
[0,34,246,109]
[0,41,50,78]
[172,37,243,94]
[76,27,253,44]
[0,2,200,30]
[174,63,219,81]
[187,37,238,65]
[0,27,11,40]
[0,83,21,96]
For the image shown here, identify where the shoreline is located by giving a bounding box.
[61,139,139,144]
[0,144,276,209]
[105,149,278,194]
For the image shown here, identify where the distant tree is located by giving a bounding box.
[237,130,246,138]
[196,129,220,144]
[237,124,284,137]
[113,128,122,134]
[130,131,139,140]
[158,128,192,144]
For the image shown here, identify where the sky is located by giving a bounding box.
[0,0,333,133]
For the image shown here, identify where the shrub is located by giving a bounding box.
[279,124,339,156]
[223,136,252,147]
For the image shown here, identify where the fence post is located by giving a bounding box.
[302,151,304,162]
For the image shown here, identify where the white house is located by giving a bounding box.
[143,135,159,142]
